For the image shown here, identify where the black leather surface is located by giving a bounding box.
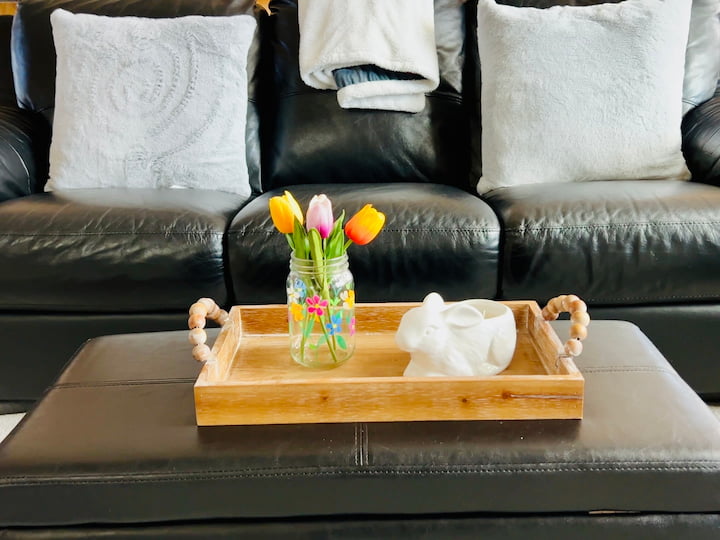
[228,183,500,303]
[0,105,50,201]
[0,321,718,527]
[0,312,189,402]
[483,180,720,304]
[263,0,471,192]
[0,189,249,311]
[1,514,720,539]
[682,86,720,186]
[586,304,720,399]
[11,0,264,193]
[0,16,16,106]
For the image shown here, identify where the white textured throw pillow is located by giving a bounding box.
[476,0,692,194]
[47,9,256,195]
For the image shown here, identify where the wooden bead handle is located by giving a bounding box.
[541,294,590,358]
[188,298,230,363]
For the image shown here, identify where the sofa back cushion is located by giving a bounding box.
[263,0,471,191]
[11,0,265,194]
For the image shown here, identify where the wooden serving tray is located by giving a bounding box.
[194,301,584,425]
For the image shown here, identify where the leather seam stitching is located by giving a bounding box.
[3,464,720,485]
[505,222,720,233]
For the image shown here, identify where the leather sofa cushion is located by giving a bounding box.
[483,180,720,304]
[682,85,720,186]
[11,0,264,194]
[0,105,50,201]
[0,189,249,312]
[0,321,718,526]
[262,0,470,191]
[228,183,501,303]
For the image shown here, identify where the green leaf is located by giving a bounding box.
[336,335,347,350]
[316,335,327,346]
[326,211,346,258]
[309,228,324,265]
[293,220,307,259]
[333,210,345,235]
[325,237,336,259]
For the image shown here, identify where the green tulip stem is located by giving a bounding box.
[319,312,339,364]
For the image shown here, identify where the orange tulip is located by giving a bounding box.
[344,204,385,245]
[269,191,303,234]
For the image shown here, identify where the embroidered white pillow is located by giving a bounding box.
[476,0,692,194]
[47,9,256,195]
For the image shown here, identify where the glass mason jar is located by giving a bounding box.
[287,253,356,368]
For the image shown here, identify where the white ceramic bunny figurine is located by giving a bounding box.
[395,292,517,377]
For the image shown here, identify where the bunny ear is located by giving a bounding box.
[444,303,485,329]
[422,292,445,310]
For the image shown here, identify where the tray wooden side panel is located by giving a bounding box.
[195,374,584,425]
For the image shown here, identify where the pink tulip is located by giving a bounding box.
[306,194,334,239]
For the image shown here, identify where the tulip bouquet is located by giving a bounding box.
[269,191,385,367]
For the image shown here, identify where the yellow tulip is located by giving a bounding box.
[269,191,303,234]
[344,204,385,245]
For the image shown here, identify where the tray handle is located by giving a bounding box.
[188,298,230,363]
[541,294,590,357]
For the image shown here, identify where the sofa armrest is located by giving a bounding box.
[0,104,50,203]
[682,88,720,186]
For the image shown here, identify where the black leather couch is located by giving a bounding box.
[1,0,720,413]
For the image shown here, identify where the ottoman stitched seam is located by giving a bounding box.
[2,463,720,486]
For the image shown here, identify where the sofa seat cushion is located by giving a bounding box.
[483,180,720,304]
[0,188,249,312]
[228,183,501,303]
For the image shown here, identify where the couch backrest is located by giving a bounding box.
[260,0,473,192]
[10,0,477,195]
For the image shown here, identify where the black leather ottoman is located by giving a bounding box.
[0,321,718,539]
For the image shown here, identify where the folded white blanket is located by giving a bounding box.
[298,0,439,113]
